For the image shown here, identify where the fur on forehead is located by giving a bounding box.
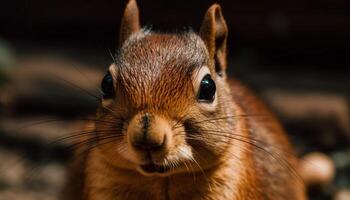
[117,29,208,70]
[113,29,209,109]
[115,29,208,82]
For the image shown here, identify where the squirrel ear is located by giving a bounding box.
[119,0,141,47]
[200,4,228,76]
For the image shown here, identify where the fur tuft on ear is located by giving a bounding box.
[119,0,141,47]
[200,4,228,76]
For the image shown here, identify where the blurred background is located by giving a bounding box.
[0,0,349,199]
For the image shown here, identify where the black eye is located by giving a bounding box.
[198,74,216,102]
[101,72,115,98]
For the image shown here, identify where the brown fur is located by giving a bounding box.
[64,1,306,199]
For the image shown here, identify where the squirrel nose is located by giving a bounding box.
[132,135,166,151]
[128,113,170,152]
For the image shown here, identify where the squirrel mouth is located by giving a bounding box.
[140,163,169,174]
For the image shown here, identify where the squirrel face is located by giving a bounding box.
[94,0,239,177]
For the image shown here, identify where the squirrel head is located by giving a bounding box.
[95,0,242,176]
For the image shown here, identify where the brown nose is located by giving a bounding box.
[128,113,169,152]
[132,134,166,151]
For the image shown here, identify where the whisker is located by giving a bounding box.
[172,114,188,130]
[69,135,124,158]
[70,63,104,96]
[100,105,121,118]
[15,117,120,131]
[173,114,268,129]
[191,151,212,192]
[50,129,124,145]
[178,128,290,154]
[51,74,102,101]
[177,131,303,185]
[108,48,118,64]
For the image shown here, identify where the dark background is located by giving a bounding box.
[0,0,349,199]
[1,0,350,92]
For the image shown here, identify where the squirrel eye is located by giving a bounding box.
[101,72,115,98]
[198,74,216,102]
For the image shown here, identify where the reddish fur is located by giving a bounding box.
[64,1,306,199]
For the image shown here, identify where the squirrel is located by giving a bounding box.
[64,0,334,199]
